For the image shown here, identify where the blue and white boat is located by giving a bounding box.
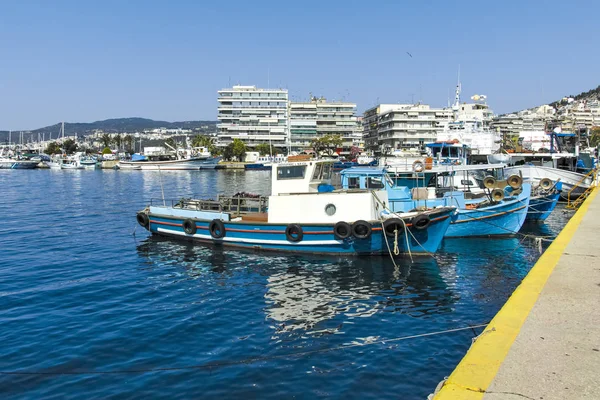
[119,145,221,170]
[137,160,456,256]
[525,179,562,221]
[340,165,531,238]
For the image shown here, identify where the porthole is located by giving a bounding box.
[325,203,336,216]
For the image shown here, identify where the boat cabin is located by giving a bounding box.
[271,159,336,196]
[425,142,469,165]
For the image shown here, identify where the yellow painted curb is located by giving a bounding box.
[434,187,598,399]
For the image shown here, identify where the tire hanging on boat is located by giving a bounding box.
[285,224,304,242]
[352,220,372,239]
[183,219,197,235]
[383,218,404,237]
[411,214,431,231]
[333,221,352,240]
[137,212,149,228]
[209,219,226,239]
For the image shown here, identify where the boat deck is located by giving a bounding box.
[240,213,269,222]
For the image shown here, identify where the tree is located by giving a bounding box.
[164,137,177,150]
[112,134,122,150]
[255,143,272,156]
[63,139,78,155]
[311,134,342,156]
[45,141,61,155]
[222,144,234,161]
[123,135,134,153]
[590,127,600,147]
[221,139,246,161]
[192,134,213,148]
[231,138,246,161]
[192,134,218,155]
[101,133,111,149]
[350,145,361,160]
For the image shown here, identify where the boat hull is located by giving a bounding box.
[505,165,591,200]
[142,208,454,256]
[526,193,560,221]
[525,182,562,221]
[444,186,531,237]
[119,156,221,170]
[0,160,38,169]
[244,163,271,171]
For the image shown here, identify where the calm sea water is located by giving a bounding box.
[0,169,571,399]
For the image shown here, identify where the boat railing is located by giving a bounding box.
[151,195,269,216]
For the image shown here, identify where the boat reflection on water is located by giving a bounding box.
[136,236,460,337]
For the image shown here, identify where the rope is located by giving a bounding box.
[372,191,435,259]
[0,323,489,376]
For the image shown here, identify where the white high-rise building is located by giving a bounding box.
[362,104,451,154]
[217,85,289,148]
[289,96,360,154]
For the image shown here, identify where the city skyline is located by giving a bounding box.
[1,0,599,131]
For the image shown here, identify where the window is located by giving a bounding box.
[366,177,384,189]
[312,163,323,180]
[322,163,332,180]
[277,165,306,180]
[348,177,360,189]
[461,180,474,186]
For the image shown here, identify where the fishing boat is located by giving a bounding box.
[119,141,221,170]
[61,159,84,169]
[504,164,592,200]
[80,156,100,169]
[0,158,39,169]
[244,154,288,171]
[526,179,562,221]
[136,160,456,256]
[0,147,39,169]
[341,165,531,237]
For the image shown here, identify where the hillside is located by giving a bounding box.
[549,85,600,108]
[0,118,217,143]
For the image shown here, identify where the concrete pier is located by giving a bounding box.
[434,189,600,399]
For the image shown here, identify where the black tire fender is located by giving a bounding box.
[352,220,372,239]
[183,219,197,235]
[333,221,352,240]
[209,219,226,239]
[137,212,149,228]
[285,224,304,242]
[383,218,404,237]
[411,214,431,231]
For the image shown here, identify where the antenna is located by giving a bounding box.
[267,67,270,88]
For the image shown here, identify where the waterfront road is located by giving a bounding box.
[434,188,600,399]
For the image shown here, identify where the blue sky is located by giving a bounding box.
[1,0,598,130]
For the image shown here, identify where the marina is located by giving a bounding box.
[2,2,599,398]
[0,168,580,399]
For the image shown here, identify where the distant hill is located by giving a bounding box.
[0,117,217,143]
[499,84,600,117]
[549,85,600,108]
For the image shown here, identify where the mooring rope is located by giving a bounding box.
[0,323,489,376]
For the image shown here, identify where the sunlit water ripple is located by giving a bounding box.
[0,169,572,399]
